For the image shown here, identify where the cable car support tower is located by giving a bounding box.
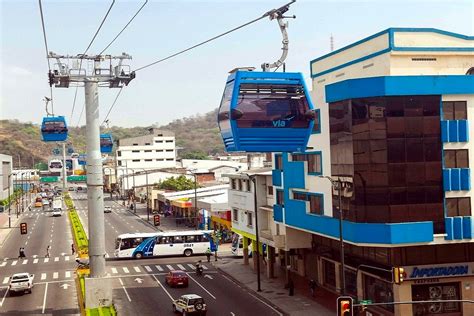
[48,52,135,308]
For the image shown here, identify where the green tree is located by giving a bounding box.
[181,151,208,160]
[154,175,198,191]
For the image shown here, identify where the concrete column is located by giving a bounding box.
[243,237,249,265]
[252,240,258,271]
[266,246,275,278]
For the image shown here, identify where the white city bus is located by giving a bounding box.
[114,230,213,259]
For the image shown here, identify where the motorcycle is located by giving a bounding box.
[196,266,203,276]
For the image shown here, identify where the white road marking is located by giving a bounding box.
[133,266,141,273]
[22,259,28,265]
[186,273,216,299]
[111,267,118,274]
[144,265,152,272]
[152,275,174,301]
[11,260,17,266]
[123,267,130,273]
[54,257,59,262]
[2,277,9,284]
[42,283,48,314]
[41,273,47,280]
[33,258,39,264]
[155,265,163,271]
[0,287,8,307]
[25,241,28,245]
[202,264,208,270]
[65,256,70,261]
[177,264,186,270]
[53,272,59,279]
[44,258,49,263]
[0,262,6,267]
[65,271,71,278]
[118,278,132,302]
[166,265,174,271]
[187,264,196,270]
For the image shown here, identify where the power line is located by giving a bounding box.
[38,0,54,114]
[99,0,149,55]
[134,0,296,72]
[102,87,124,125]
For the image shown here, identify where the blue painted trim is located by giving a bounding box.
[326,76,474,103]
[292,190,324,215]
[388,27,474,40]
[311,109,322,134]
[393,47,474,52]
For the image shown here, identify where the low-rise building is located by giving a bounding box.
[0,154,13,202]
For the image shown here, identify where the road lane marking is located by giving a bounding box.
[22,259,28,265]
[11,260,17,266]
[2,277,9,284]
[166,265,174,271]
[186,273,216,300]
[0,287,9,307]
[123,267,130,273]
[187,264,195,270]
[155,265,163,271]
[42,283,48,314]
[118,278,132,302]
[65,271,71,278]
[65,256,70,261]
[177,264,186,270]
[202,264,208,270]
[33,258,39,264]
[144,266,152,272]
[41,273,47,280]
[0,262,6,267]
[44,258,49,263]
[53,272,59,279]
[54,257,59,262]
[152,275,174,301]
[133,266,141,273]
[111,268,118,274]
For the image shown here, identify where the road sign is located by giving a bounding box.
[153,215,160,226]
[40,177,59,183]
[67,175,87,182]
[359,300,372,305]
[20,223,27,235]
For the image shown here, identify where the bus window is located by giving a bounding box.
[120,238,133,250]
[173,236,184,243]
[132,238,143,248]
[158,236,169,244]
[201,235,210,242]
[185,235,196,243]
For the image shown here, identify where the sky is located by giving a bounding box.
[0,0,473,128]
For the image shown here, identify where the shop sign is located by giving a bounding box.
[403,262,474,280]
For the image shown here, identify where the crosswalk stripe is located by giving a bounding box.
[202,264,208,270]
[44,258,49,263]
[11,260,17,266]
[166,265,174,271]
[33,259,39,264]
[177,264,186,271]
[65,256,70,261]
[65,271,71,278]
[41,273,47,280]
[2,277,9,284]
[144,265,152,272]
[54,257,59,262]
[187,264,195,270]
[155,265,163,271]
[111,268,118,274]
[53,272,59,279]
[0,262,6,267]
[123,267,129,273]
[133,266,141,273]
[22,259,28,265]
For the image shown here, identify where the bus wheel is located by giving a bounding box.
[183,249,193,257]
[134,252,143,259]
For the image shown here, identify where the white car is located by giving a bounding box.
[9,273,34,295]
[172,294,207,315]
[52,209,62,217]
[42,200,50,206]
[104,206,112,213]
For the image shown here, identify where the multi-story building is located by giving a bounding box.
[273,28,473,316]
[116,128,176,170]
[0,154,13,201]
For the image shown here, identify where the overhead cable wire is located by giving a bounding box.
[38,0,54,114]
[101,87,124,125]
[133,0,296,72]
[98,0,148,55]
[71,0,116,125]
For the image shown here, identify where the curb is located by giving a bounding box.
[215,265,289,316]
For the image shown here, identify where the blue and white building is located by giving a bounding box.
[273,28,473,316]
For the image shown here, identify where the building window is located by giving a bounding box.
[292,152,322,174]
[117,151,121,157]
[442,101,467,120]
[275,154,283,170]
[132,159,140,162]
[132,150,140,153]
[144,150,152,153]
[231,179,237,190]
[267,186,273,196]
[145,143,151,145]
[247,212,253,227]
[363,274,394,313]
[166,149,173,152]
[166,159,173,161]
[276,190,284,206]
[166,140,173,143]
[233,209,238,222]
[322,260,336,288]
[412,282,461,314]
[293,192,323,215]
[156,159,164,161]
[312,109,321,134]
[446,197,471,217]
[444,149,469,168]
[155,140,163,143]
[145,159,152,162]
[243,179,251,192]
[237,179,242,191]
[133,143,138,146]
[118,161,122,166]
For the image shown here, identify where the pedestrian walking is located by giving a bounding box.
[205,247,212,263]
[18,247,26,258]
[309,279,317,297]
[45,245,50,258]
[288,278,295,296]
[71,243,76,255]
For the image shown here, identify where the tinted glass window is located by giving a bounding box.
[443,101,467,120]
[218,82,234,131]
[444,150,469,168]
[43,121,66,131]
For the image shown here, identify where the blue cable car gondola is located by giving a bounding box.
[218,70,315,152]
[100,134,113,153]
[41,116,68,142]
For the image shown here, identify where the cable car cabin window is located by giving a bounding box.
[42,121,67,132]
[218,82,234,131]
[49,162,62,169]
[100,138,113,147]
[234,84,311,128]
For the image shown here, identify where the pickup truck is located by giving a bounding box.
[9,273,34,295]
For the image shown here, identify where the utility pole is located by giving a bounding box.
[48,52,134,309]
[62,142,67,191]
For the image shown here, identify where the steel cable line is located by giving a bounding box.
[99,0,148,55]
[71,0,116,124]
[38,0,54,114]
[134,0,296,72]
[101,87,124,125]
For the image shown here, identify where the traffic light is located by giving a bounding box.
[20,223,27,235]
[153,215,160,226]
[337,296,353,316]
[393,267,405,284]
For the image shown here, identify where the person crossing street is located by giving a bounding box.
[205,247,212,262]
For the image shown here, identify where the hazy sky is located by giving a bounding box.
[1,0,472,127]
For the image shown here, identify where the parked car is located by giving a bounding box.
[68,187,75,191]
[104,206,112,213]
[166,271,189,288]
[172,294,207,315]
[9,273,34,295]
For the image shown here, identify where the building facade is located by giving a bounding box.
[0,154,13,201]
[273,28,474,316]
[116,128,176,170]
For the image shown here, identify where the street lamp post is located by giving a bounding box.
[319,175,345,295]
[8,173,12,228]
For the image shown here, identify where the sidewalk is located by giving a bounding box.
[213,257,335,316]
[0,196,34,248]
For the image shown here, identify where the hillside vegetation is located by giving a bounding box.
[0,109,223,166]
